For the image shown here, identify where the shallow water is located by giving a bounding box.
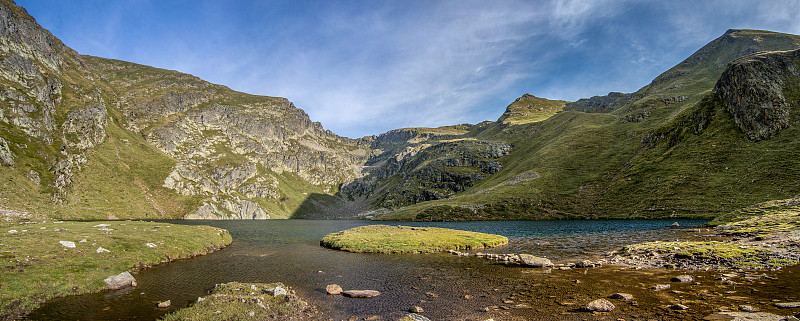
[28,219,713,320]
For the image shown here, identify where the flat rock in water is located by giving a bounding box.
[775,302,800,308]
[325,284,343,295]
[672,275,693,283]
[517,254,553,267]
[705,312,797,321]
[342,290,381,298]
[585,299,615,312]
[104,271,137,290]
[609,293,634,301]
[398,313,431,321]
[157,300,171,308]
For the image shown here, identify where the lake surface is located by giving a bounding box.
[29,219,708,320]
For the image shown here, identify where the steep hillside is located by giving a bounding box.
[0,0,372,220]
[369,30,800,221]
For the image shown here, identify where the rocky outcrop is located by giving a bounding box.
[564,92,633,113]
[714,49,800,140]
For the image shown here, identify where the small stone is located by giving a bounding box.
[59,241,76,248]
[671,222,680,228]
[94,224,111,227]
[672,275,693,283]
[342,290,381,298]
[8,230,17,234]
[325,284,342,295]
[653,284,671,290]
[585,299,615,312]
[54,228,67,232]
[247,311,255,317]
[774,302,800,308]
[739,305,755,312]
[575,260,594,268]
[157,300,170,308]
[145,243,157,248]
[197,297,205,302]
[724,280,738,285]
[610,293,634,301]
[96,247,110,253]
[425,292,438,298]
[410,306,424,313]
[79,239,88,243]
[669,304,689,310]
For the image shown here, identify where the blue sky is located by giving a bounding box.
[17,0,800,138]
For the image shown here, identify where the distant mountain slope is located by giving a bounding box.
[0,0,372,219]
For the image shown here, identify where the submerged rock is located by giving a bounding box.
[705,312,798,321]
[342,290,381,298]
[609,293,634,301]
[104,271,137,290]
[672,275,693,283]
[157,300,171,308]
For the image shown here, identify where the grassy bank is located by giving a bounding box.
[0,220,232,319]
[320,225,508,254]
[160,282,316,321]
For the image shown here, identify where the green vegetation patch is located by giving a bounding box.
[161,282,314,321]
[320,225,508,253]
[711,196,800,234]
[0,220,232,319]
[623,241,767,260]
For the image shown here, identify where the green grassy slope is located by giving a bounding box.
[376,30,800,221]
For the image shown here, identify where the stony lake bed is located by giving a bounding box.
[12,219,799,321]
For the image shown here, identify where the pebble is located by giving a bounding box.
[96,247,110,253]
[145,243,157,248]
[739,305,756,312]
[8,230,17,234]
[653,284,671,290]
[157,300,170,308]
[410,306,424,313]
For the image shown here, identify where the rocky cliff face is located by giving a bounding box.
[714,49,800,140]
[564,92,633,113]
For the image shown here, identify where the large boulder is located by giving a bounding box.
[104,271,137,290]
[517,254,553,267]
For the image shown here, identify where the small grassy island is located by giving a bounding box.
[320,225,508,253]
[0,220,232,319]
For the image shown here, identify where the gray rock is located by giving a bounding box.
[609,293,634,301]
[104,271,137,290]
[325,284,342,295]
[517,254,553,267]
[585,299,615,312]
[342,290,381,298]
[575,260,594,268]
[672,275,693,283]
[410,306,424,313]
[266,285,287,297]
[740,305,756,312]
[775,302,800,308]
[59,241,75,248]
[671,222,680,228]
[0,137,13,166]
[157,300,170,308]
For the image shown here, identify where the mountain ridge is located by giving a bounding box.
[1,0,799,221]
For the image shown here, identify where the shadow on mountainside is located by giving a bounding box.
[289,192,372,220]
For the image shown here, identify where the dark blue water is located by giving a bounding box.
[29,219,707,320]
